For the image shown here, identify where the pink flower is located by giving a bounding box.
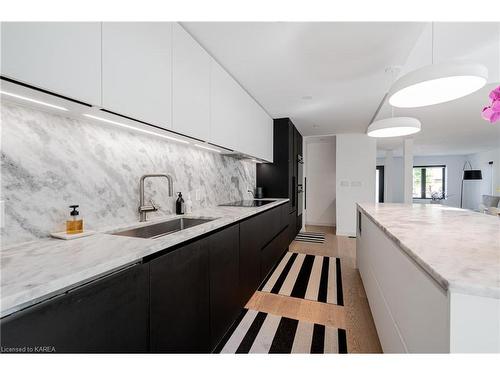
[489,86,500,102]
[492,99,500,111]
[482,103,500,123]
[482,86,500,123]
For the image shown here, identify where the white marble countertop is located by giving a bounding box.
[357,203,500,299]
[0,199,289,318]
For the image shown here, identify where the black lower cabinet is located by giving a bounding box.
[280,202,290,231]
[150,240,210,353]
[289,210,297,243]
[261,228,289,280]
[208,224,240,350]
[0,203,293,354]
[296,213,303,235]
[239,215,262,308]
[240,204,292,307]
[260,205,282,247]
[0,263,149,353]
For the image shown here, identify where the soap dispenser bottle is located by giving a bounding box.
[176,192,185,215]
[66,205,83,234]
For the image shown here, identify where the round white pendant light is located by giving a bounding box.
[367,117,421,138]
[388,62,488,108]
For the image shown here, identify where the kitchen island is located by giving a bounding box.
[356,203,500,353]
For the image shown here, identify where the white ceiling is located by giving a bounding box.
[183,22,500,157]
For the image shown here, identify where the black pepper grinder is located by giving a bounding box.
[176,192,185,215]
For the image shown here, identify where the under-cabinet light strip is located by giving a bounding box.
[0,90,68,111]
[83,114,190,144]
[194,143,222,153]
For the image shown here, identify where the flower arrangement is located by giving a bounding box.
[481,85,500,123]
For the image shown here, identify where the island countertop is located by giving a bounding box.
[0,199,289,318]
[357,203,500,299]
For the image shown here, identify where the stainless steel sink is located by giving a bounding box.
[112,217,215,239]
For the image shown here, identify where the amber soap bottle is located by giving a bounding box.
[66,205,83,234]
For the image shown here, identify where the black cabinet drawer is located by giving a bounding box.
[208,224,240,350]
[0,263,149,353]
[150,240,210,353]
[281,202,290,231]
[260,205,282,247]
[261,228,289,281]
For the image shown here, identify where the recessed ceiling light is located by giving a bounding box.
[83,114,190,144]
[194,143,221,153]
[0,90,68,111]
[367,117,421,138]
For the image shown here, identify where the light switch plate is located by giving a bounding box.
[195,189,201,201]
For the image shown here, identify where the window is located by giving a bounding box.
[413,165,446,199]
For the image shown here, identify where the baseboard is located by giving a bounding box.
[335,231,356,237]
[305,221,336,227]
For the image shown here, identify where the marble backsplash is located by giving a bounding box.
[1,101,256,247]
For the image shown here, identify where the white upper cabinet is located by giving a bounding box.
[210,59,246,151]
[242,96,274,162]
[210,58,273,161]
[102,22,172,129]
[1,22,101,105]
[255,104,274,162]
[172,23,210,140]
[1,21,272,160]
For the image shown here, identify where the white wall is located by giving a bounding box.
[466,148,500,209]
[377,154,467,208]
[336,134,376,236]
[305,137,336,226]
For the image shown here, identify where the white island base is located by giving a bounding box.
[356,208,499,353]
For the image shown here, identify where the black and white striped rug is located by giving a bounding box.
[259,252,343,306]
[214,309,347,354]
[295,232,326,244]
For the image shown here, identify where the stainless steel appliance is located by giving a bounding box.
[219,200,276,207]
[297,155,304,216]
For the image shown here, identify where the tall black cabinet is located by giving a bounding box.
[257,118,303,239]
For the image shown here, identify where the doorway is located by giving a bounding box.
[376,166,384,203]
[304,136,336,226]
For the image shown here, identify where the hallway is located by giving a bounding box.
[246,225,382,353]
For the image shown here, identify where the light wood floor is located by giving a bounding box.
[246,225,382,353]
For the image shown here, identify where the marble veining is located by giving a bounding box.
[0,199,289,317]
[1,101,256,246]
[357,203,500,299]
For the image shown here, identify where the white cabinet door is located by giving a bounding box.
[265,114,274,162]
[259,108,273,162]
[210,59,244,150]
[210,58,273,161]
[1,22,101,105]
[238,92,273,162]
[102,22,172,129]
[248,99,273,162]
[172,23,210,140]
